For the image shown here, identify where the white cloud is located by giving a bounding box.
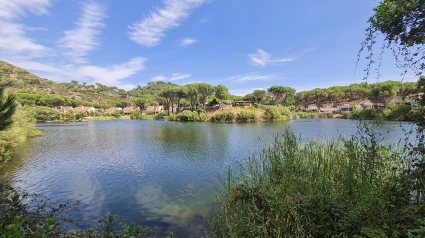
[170,73,191,80]
[129,0,207,47]
[152,75,167,81]
[248,49,293,67]
[78,57,147,86]
[230,88,267,96]
[226,72,284,83]
[0,1,147,90]
[180,38,198,47]
[0,20,49,57]
[151,72,191,81]
[0,1,52,58]
[0,0,51,20]
[59,2,107,64]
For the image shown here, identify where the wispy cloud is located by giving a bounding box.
[229,87,267,96]
[59,2,107,64]
[171,73,191,80]
[152,75,167,82]
[248,49,293,67]
[129,0,207,47]
[78,57,146,86]
[226,72,284,83]
[180,38,198,47]
[152,72,191,81]
[0,1,52,58]
[0,0,51,20]
[1,1,147,90]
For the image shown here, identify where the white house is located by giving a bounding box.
[337,102,352,113]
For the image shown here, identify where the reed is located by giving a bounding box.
[207,122,424,237]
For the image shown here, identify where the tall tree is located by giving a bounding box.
[370,81,401,106]
[267,86,296,106]
[215,84,229,111]
[0,87,16,131]
[253,90,266,104]
[196,83,216,109]
[185,84,199,111]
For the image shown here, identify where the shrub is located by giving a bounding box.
[211,112,236,122]
[30,106,60,122]
[236,110,256,121]
[130,110,143,119]
[167,113,178,121]
[193,111,207,121]
[154,112,168,120]
[262,107,281,120]
[177,110,194,121]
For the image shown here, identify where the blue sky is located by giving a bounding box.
[0,0,417,95]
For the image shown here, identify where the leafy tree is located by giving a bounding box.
[175,86,187,113]
[253,90,266,104]
[196,83,216,109]
[359,0,425,78]
[185,84,199,111]
[0,87,16,131]
[215,85,229,111]
[133,95,154,112]
[370,81,401,106]
[267,86,296,106]
[159,86,181,114]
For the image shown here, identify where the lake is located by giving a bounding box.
[0,119,414,237]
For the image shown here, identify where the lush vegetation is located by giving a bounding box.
[207,123,425,237]
[0,86,40,165]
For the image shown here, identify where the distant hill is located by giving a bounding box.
[0,61,131,108]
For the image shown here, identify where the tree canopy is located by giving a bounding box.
[360,0,425,77]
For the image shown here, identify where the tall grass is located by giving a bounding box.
[208,122,425,237]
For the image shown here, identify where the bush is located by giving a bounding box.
[30,106,60,122]
[210,112,235,122]
[154,112,167,120]
[177,110,194,121]
[167,113,178,121]
[0,109,40,164]
[262,107,281,120]
[130,110,143,119]
[236,110,256,121]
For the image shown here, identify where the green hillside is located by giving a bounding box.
[0,61,131,108]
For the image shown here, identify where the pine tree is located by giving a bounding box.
[0,87,16,131]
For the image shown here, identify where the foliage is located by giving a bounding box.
[175,109,207,122]
[0,87,16,131]
[342,103,414,121]
[154,112,168,120]
[359,0,425,78]
[267,86,296,106]
[27,106,60,122]
[262,106,281,120]
[208,123,425,237]
[0,109,40,164]
[130,110,143,119]
[210,112,235,122]
[236,110,256,121]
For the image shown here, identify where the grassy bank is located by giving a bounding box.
[0,109,40,164]
[87,115,131,121]
[207,123,425,237]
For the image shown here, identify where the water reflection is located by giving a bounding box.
[0,119,413,236]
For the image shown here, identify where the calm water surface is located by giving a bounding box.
[1,119,413,236]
